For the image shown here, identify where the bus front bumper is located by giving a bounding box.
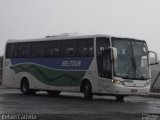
[109,83,150,96]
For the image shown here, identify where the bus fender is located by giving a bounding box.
[20,76,29,86]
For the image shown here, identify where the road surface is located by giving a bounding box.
[0,88,160,120]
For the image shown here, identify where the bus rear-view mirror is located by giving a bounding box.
[111,47,117,61]
[149,51,159,65]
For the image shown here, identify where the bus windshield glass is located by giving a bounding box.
[112,38,149,80]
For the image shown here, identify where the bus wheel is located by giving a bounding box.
[47,90,61,97]
[20,78,36,95]
[83,81,93,100]
[116,95,124,101]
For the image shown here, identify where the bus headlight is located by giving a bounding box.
[112,80,123,85]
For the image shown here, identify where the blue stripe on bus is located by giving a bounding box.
[11,57,93,70]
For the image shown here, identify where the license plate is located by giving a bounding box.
[131,89,138,93]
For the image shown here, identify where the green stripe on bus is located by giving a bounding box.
[11,64,86,86]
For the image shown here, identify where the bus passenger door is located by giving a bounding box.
[96,37,112,92]
[101,50,112,79]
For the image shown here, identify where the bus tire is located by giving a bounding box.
[47,90,61,97]
[83,81,93,100]
[116,95,125,101]
[20,78,36,95]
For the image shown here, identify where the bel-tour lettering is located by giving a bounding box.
[62,60,81,67]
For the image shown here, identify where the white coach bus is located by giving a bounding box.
[2,34,158,100]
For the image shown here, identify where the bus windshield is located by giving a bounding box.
[112,38,149,80]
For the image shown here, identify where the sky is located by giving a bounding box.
[0,0,160,56]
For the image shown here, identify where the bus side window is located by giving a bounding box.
[17,43,31,58]
[61,40,76,57]
[6,44,12,58]
[45,41,60,57]
[31,42,45,58]
[77,38,94,57]
[9,43,18,58]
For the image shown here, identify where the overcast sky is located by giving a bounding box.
[0,0,160,56]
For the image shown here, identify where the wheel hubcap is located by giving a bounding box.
[85,85,89,91]
[22,85,27,92]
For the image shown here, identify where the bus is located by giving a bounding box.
[2,34,158,100]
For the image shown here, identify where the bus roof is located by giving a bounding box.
[6,34,145,43]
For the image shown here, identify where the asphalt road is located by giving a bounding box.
[0,88,160,120]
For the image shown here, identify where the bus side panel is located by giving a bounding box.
[2,59,18,88]
[83,57,100,93]
[9,57,93,91]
